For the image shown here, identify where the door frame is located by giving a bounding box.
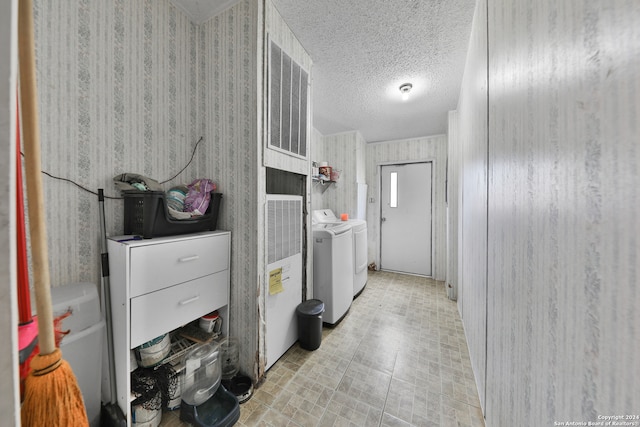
[376,160,435,277]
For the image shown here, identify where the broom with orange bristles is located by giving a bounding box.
[18,0,89,425]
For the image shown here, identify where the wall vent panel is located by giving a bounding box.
[267,197,302,265]
[268,39,308,159]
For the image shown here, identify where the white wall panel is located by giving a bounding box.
[0,0,18,421]
[446,110,461,301]
[310,127,325,212]
[365,135,447,280]
[485,0,640,425]
[446,0,640,425]
[457,0,488,411]
[314,131,365,217]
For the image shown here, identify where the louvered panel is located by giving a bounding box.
[281,54,292,153]
[268,39,308,159]
[299,69,308,157]
[269,43,282,149]
[290,62,300,155]
[266,196,303,265]
[267,201,277,264]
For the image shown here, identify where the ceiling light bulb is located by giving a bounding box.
[399,83,413,101]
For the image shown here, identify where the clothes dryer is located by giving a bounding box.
[312,209,368,297]
[312,223,353,324]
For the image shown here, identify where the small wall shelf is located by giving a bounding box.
[312,176,336,192]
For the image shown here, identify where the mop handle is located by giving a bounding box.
[18,0,55,355]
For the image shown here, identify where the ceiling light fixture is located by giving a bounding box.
[399,83,413,101]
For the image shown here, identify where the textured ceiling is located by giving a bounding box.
[172,0,476,142]
[270,0,476,142]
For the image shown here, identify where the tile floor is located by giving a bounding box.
[160,271,485,427]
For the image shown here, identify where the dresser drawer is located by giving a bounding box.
[129,233,229,297]
[130,270,229,348]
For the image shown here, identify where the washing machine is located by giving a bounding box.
[313,209,368,297]
[312,222,353,324]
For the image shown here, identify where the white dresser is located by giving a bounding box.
[106,230,230,422]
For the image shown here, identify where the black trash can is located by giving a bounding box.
[296,299,325,351]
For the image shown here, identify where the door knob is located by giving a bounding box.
[381,217,386,222]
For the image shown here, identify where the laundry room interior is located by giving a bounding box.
[1,0,637,426]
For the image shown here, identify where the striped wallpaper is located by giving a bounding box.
[29,0,311,382]
[312,131,366,218]
[198,0,262,381]
[310,127,325,211]
[453,0,640,424]
[0,0,17,420]
[446,109,461,301]
[457,0,489,410]
[32,0,199,287]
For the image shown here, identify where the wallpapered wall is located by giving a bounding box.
[310,127,325,212]
[32,0,199,287]
[312,131,366,218]
[446,110,461,301]
[30,0,310,381]
[457,0,489,410]
[0,0,18,420]
[365,136,448,281]
[455,0,640,424]
[198,0,261,381]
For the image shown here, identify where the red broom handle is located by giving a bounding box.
[16,95,32,325]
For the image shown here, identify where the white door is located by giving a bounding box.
[380,162,432,276]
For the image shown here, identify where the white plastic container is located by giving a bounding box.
[220,337,239,380]
[52,283,105,427]
[130,349,138,372]
[51,282,101,332]
[132,403,161,425]
[182,342,221,406]
[131,372,162,426]
[166,369,183,410]
[60,319,105,427]
[132,410,161,427]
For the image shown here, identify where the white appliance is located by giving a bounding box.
[265,195,303,369]
[312,222,353,324]
[51,283,105,427]
[313,209,368,296]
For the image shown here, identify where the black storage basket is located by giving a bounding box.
[123,190,222,239]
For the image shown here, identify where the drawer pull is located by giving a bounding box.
[179,295,200,305]
[178,255,200,263]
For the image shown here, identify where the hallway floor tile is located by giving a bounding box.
[160,271,485,427]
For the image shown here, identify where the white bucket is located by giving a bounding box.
[137,334,171,368]
[132,406,161,427]
[166,369,183,410]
